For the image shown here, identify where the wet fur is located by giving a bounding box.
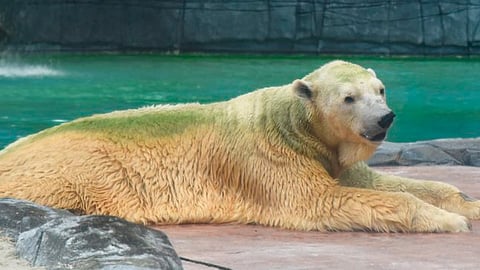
[0,60,478,232]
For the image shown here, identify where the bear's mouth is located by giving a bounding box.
[361,131,387,142]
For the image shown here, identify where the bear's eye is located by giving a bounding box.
[380,88,385,95]
[344,96,355,104]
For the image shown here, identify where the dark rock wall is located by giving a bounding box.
[1,0,480,55]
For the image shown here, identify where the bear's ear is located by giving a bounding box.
[367,68,377,78]
[293,79,313,100]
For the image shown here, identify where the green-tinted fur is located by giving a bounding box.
[55,107,216,140]
[0,105,218,156]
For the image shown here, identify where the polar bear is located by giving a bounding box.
[0,60,478,232]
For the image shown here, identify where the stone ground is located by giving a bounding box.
[156,166,480,270]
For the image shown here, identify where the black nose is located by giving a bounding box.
[378,111,396,129]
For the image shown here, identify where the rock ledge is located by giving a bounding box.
[369,138,480,167]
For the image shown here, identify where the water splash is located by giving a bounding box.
[0,63,64,78]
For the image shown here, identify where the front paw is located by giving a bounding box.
[461,200,480,220]
[414,206,472,233]
[444,192,480,220]
[439,213,472,232]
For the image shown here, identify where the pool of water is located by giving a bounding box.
[0,54,479,149]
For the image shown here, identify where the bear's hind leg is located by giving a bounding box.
[0,176,83,212]
[0,174,151,224]
[315,186,471,232]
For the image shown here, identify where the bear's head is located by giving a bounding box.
[293,60,395,165]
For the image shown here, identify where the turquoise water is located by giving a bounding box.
[0,54,479,149]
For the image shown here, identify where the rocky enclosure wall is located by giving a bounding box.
[1,0,480,55]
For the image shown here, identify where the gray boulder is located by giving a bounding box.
[0,198,73,240]
[369,138,480,167]
[0,199,183,270]
[16,215,182,270]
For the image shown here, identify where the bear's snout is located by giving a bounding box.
[377,111,395,129]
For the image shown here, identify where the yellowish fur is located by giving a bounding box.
[0,60,478,232]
